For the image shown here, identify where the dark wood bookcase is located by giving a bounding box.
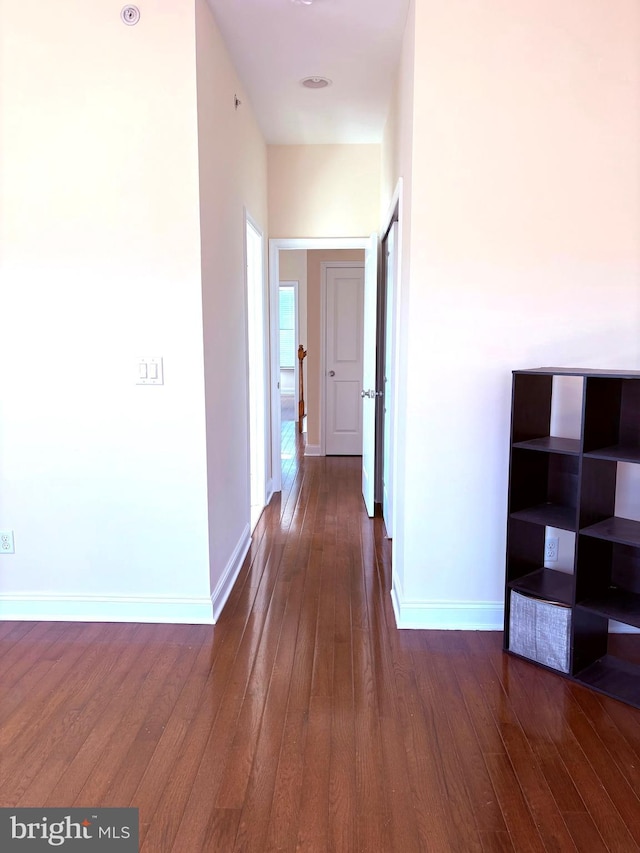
[504,367,640,709]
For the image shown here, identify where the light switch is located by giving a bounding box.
[136,357,164,385]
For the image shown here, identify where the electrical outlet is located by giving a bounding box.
[545,536,559,562]
[0,530,15,554]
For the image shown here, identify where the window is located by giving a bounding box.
[279,285,296,369]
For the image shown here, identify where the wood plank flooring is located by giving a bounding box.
[2,422,640,851]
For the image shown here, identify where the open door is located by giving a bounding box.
[361,232,378,516]
[382,221,398,536]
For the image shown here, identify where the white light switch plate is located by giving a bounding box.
[136,357,164,385]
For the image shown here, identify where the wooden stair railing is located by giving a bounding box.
[298,344,307,433]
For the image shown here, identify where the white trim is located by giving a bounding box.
[0,594,214,624]
[390,601,640,633]
[265,478,274,506]
[211,522,251,623]
[304,444,322,456]
[319,260,365,457]
[383,178,403,241]
[269,244,282,492]
[382,178,403,575]
[245,210,269,523]
[0,523,252,626]
[380,223,397,534]
[361,233,378,516]
[391,583,504,630]
[272,238,371,251]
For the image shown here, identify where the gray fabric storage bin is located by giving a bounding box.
[509,590,571,673]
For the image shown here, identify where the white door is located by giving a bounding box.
[325,266,365,455]
[361,233,378,517]
[382,223,398,536]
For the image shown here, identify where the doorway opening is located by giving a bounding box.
[268,238,376,506]
[245,213,268,532]
[278,281,298,425]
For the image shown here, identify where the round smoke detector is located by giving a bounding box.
[301,77,332,89]
[121,5,140,25]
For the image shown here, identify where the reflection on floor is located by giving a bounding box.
[281,394,295,422]
[281,418,298,463]
[7,417,640,850]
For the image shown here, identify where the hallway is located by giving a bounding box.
[2,429,640,850]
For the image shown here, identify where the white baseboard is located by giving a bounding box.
[389,585,640,633]
[0,524,252,626]
[391,583,503,630]
[0,594,214,624]
[210,523,251,623]
[265,478,274,505]
[304,444,321,457]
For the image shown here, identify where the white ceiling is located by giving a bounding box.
[206,0,410,145]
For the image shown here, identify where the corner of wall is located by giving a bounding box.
[210,523,251,622]
[391,584,504,631]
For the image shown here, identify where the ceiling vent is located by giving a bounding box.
[301,77,332,89]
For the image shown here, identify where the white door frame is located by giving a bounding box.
[268,238,371,492]
[320,261,364,457]
[361,233,379,516]
[380,179,403,545]
[381,223,397,536]
[245,210,269,527]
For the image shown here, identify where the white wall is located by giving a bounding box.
[196,0,268,618]
[0,0,212,621]
[389,0,640,628]
[268,145,381,237]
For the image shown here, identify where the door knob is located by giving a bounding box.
[361,389,371,398]
[329,370,335,377]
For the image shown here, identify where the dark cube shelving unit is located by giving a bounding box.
[504,367,640,710]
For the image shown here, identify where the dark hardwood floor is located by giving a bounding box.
[2,422,640,851]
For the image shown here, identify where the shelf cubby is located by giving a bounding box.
[506,517,574,601]
[575,655,640,709]
[576,591,640,629]
[511,372,553,444]
[508,568,573,606]
[572,620,640,709]
[581,516,640,547]
[575,533,640,629]
[585,446,640,464]
[512,436,581,455]
[583,377,640,461]
[509,448,579,531]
